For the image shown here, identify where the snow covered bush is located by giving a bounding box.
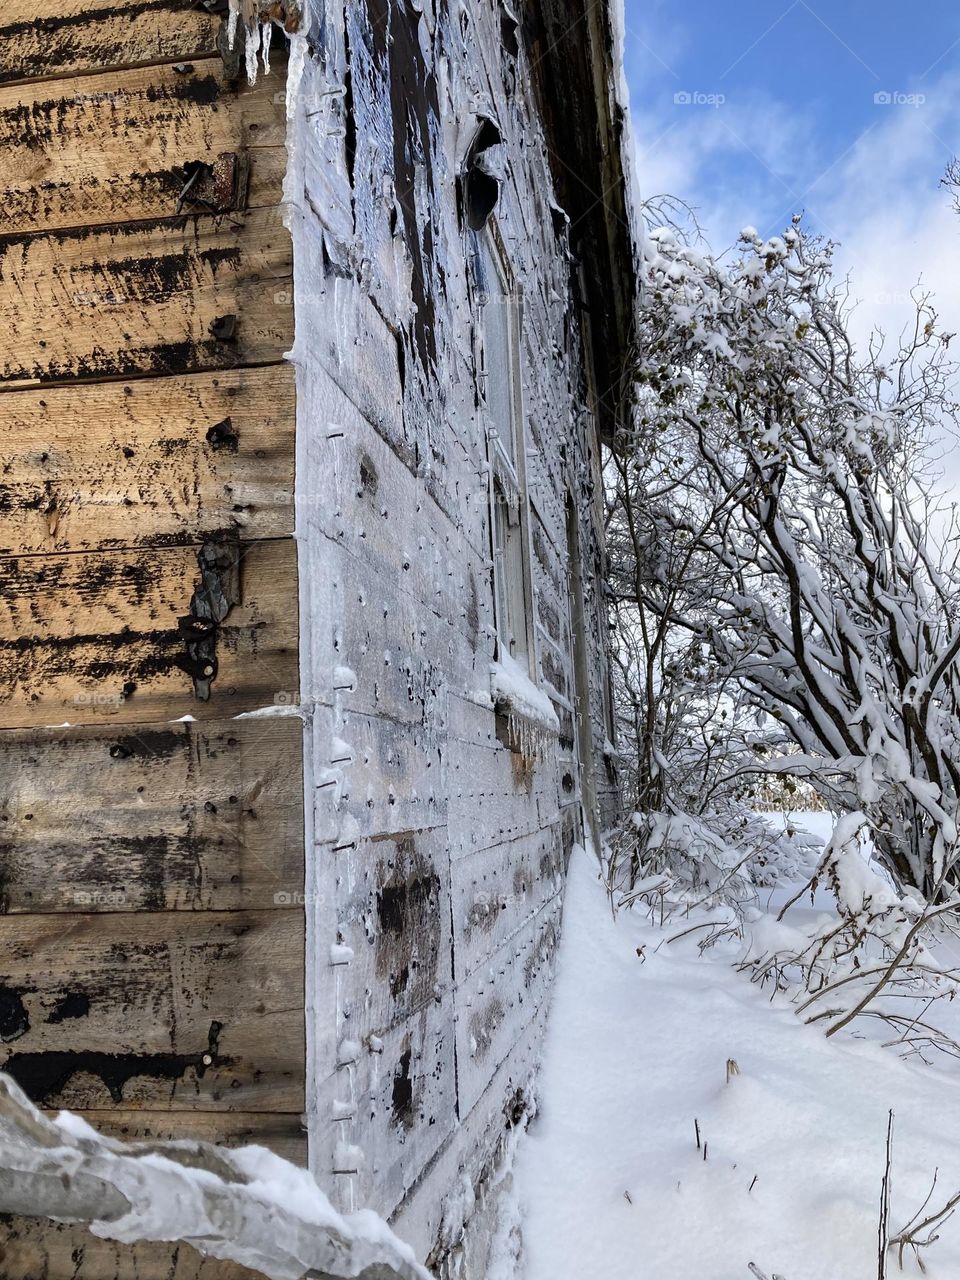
[737,812,960,1050]
[610,215,960,904]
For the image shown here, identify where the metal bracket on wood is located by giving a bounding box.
[174,535,242,700]
[177,152,250,215]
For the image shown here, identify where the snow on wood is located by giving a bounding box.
[0,1072,430,1280]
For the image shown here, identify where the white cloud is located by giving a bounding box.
[633,68,960,351]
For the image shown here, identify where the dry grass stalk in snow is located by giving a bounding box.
[0,1073,429,1280]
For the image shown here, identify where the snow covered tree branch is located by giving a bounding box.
[612,216,960,902]
[0,1073,430,1280]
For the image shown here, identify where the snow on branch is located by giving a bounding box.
[609,213,960,903]
[0,1073,430,1280]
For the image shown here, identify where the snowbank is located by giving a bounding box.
[512,847,960,1280]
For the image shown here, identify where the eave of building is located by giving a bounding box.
[523,0,638,445]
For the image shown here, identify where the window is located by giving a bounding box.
[477,228,533,670]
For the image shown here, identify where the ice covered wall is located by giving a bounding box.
[278,0,629,1267]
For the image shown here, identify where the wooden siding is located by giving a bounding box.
[287,1,625,1269]
[0,9,303,1277]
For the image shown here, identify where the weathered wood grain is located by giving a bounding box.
[328,708,446,841]
[0,908,305,1112]
[454,899,561,1116]
[0,717,303,913]
[0,206,293,389]
[447,737,559,859]
[333,828,453,1030]
[0,4,219,86]
[0,1220,270,1280]
[0,367,296,554]
[450,826,564,983]
[81,1106,307,1160]
[0,538,299,727]
[0,58,288,234]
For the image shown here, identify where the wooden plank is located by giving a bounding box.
[0,537,299,727]
[0,206,293,389]
[393,1002,549,1261]
[454,899,561,1116]
[0,1220,270,1280]
[0,4,219,86]
[0,58,288,235]
[331,828,453,1031]
[0,909,304,1112]
[331,708,446,841]
[86,1107,307,1160]
[0,366,296,554]
[450,827,564,983]
[312,994,458,1218]
[447,736,559,859]
[0,717,304,913]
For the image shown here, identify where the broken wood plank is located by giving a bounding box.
[0,366,296,554]
[0,58,288,235]
[0,206,293,389]
[0,908,304,1112]
[0,537,299,727]
[0,717,304,913]
[0,4,220,86]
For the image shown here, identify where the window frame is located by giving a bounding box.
[476,222,538,676]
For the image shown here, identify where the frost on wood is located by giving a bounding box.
[0,1073,429,1280]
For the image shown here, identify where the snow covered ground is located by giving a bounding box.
[511,840,960,1280]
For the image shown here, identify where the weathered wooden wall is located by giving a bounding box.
[284,0,629,1270]
[0,8,304,1277]
[0,0,631,1274]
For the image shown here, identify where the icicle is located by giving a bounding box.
[226,0,240,49]
[261,17,272,74]
[245,19,261,84]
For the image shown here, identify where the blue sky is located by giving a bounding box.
[620,1,960,343]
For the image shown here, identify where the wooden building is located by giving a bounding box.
[0,1,634,1274]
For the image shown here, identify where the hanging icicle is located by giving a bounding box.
[225,0,308,86]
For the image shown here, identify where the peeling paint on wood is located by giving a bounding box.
[0,11,304,1278]
[0,908,304,1112]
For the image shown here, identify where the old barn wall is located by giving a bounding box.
[0,8,304,1278]
[0,0,630,1274]
[284,0,625,1265]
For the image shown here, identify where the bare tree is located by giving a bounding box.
[611,217,960,903]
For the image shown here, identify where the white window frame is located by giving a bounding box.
[476,223,537,675]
